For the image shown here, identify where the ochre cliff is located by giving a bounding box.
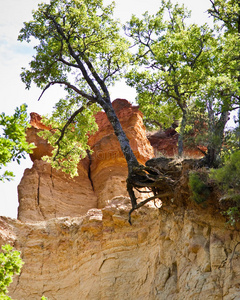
[0,99,240,300]
[18,99,154,221]
[1,162,240,299]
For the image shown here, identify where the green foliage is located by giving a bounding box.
[125,0,216,155]
[18,0,130,91]
[18,0,131,177]
[210,151,240,192]
[0,105,35,181]
[223,207,240,226]
[39,100,99,177]
[210,151,240,225]
[0,245,24,299]
[208,0,240,33]
[189,171,211,204]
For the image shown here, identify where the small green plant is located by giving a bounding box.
[0,244,24,299]
[223,207,240,226]
[189,171,210,204]
[210,151,240,225]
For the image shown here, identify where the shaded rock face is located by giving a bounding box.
[19,99,154,221]
[147,129,206,158]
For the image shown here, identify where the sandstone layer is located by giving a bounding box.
[17,159,97,222]
[1,160,240,299]
[18,99,154,221]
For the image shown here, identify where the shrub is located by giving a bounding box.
[189,171,210,204]
[0,245,24,299]
[210,151,240,225]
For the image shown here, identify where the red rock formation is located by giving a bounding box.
[19,113,97,222]
[147,128,207,158]
[88,99,154,207]
[18,99,154,220]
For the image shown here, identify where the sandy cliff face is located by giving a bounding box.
[2,170,240,300]
[1,99,240,300]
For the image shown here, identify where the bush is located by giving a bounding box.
[210,151,240,225]
[0,245,24,299]
[189,171,210,204]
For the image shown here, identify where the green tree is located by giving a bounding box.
[207,0,240,158]
[125,0,240,166]
[0,104,34,181]
[0,244,24,300]
[194,0,240,166]
[125,0,214,156]
[18,0,162,223]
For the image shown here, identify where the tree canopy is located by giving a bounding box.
[0,105,34,181]
[125,0,215,156]
[125,0,240,165]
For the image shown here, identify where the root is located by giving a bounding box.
[127,164,175,224]
[128,192,173,225]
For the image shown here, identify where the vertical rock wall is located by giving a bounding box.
[88,99,154,207]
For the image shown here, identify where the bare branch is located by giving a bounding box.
[38,81,96,102]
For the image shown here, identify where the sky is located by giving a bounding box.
[0,0,212,218]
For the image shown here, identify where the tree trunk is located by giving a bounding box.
[101,100,140,173]
[178,109,187,156]
[206,110,229,167]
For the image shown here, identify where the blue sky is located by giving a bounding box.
[0,0,211,218]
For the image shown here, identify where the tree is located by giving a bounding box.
[18,0,163,223]
[0,104,34,181]
[208,0,240,133]
[125,0,240,166]
[201,0,240,166]
[0,244,24,300]
[125,0,214,156]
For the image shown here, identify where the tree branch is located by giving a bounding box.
[80,52,110,101]
[45,12,106,105]
[53,101,93,161]
[38,81,96,102]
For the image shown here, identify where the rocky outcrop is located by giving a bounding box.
[18,99,154,221]
[88,99,154,207]
[2,162,240,299]
[1,100,239,300]
[17,159,97,222]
